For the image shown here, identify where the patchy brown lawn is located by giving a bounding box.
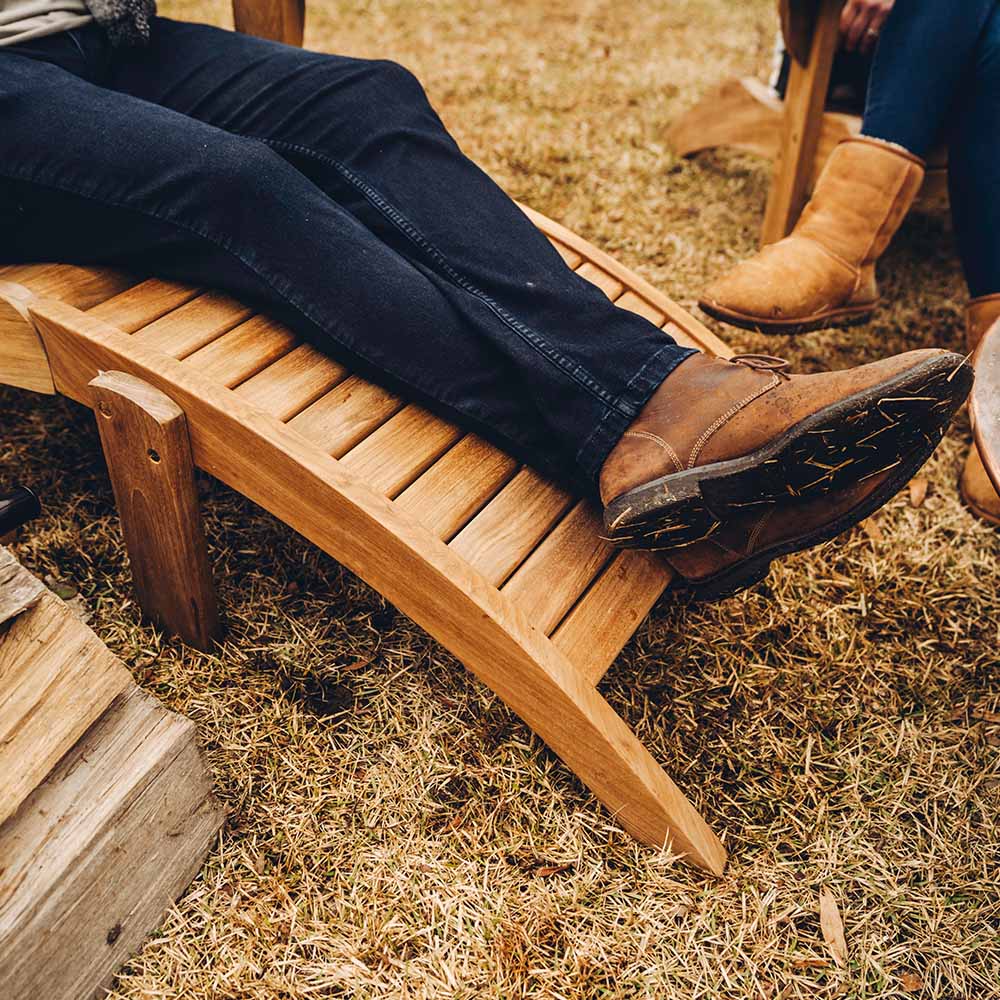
[3,0,998,997]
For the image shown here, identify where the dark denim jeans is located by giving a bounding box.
[0,18,694,493]
[862,0,1000,298]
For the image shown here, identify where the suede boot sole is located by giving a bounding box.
[604,353,973,553]
[698,298,876,336]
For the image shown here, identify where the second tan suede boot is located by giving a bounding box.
[960,294,1000,525]
[699,136,925,334]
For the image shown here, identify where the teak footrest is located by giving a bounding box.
[0,208,729,873]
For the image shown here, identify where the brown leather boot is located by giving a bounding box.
[699,137,925,335]
[960,294,1000,525]
[664,472,892,601]
[600,350,972,588]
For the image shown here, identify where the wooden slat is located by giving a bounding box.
[181,314,297,388]
[30,298,727,873]
[287,375,404,455]
[88,279,200,333]
[577,262,625,300]
[235,343,348,421]
[449,468,573,586]
[501,501,614,634]
[550,240,584,269]
[131,290,254,358]
[552,551,673,684]
[340,404,462,496]
[395,435,518,539]
[2,263,136,311]
[616,290,666,325]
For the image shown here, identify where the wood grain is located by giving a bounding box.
[449,468,573,586]
[90,372,221,650]
[0,686,224,1000]
[0,581,132,827]
[235,343,349,421]
[340,404,463,496]
[131,290,254,358]
[394,435,519,539]
[552,550,673,684]
[233,0,304,45]
[761,0,843,246]
[0,281,54,393]
[502,501,615,634]
[30,299,726,872]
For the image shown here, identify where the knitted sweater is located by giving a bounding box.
[0,0,155,47]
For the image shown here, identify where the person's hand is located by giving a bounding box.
[840,0,895,55]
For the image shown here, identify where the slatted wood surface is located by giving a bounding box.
[2,209,727,685]
[7,206,731,872]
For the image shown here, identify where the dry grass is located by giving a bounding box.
[3,0,999,996]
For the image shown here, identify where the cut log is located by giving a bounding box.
[0,566,133,827]
[0,686,224,1000]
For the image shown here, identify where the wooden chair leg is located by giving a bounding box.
[89,371,222,651]
[761,0,843,246]
[505,655,728,876]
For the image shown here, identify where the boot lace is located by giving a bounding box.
[729,354,793,380]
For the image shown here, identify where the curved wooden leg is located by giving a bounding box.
[667,77,785,160]
[484,643,728,876]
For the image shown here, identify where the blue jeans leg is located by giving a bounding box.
[862,0,997,157]
[948,5,1000,297]
[1,19,694,493]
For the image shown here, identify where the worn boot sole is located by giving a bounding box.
[698,298,877,336]
[680,439,941,602]
[604,353,973,554]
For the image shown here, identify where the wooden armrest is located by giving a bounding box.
[232,0,305,46]
[972,321,1000,493]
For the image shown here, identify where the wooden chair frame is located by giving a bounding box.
[668,0,948,247]
[972,322,1000,495]
[0,1,730,874]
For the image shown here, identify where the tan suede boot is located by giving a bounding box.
[961,294,1000,525]
[699,137,925,335]
[600,349,973,598]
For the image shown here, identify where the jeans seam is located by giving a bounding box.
[245,133,637,419]
[574,343,695,471]
[0,164,460,408]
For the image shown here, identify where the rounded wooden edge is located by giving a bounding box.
[520,203,732,358]
[27,296,727,874]
[971,321,1000,493]
[0,280,56,395]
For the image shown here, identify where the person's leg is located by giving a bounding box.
[0,33,592,486]
[700,0,1000,336]
[0,24,974,598]
[947,4,1000,300]
[2,26,695,491]
[863,0,998,157]
[106,17,694,487]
